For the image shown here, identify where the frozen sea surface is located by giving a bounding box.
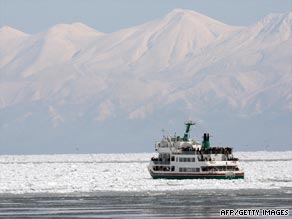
[0,151,292,194]
[0,151,292,218]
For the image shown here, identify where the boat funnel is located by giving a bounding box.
[202,133,210,148]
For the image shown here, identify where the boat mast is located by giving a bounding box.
[183,121,195,141]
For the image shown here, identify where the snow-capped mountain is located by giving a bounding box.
[0,9,291,154]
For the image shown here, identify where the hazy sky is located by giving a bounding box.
[1,0,292,34]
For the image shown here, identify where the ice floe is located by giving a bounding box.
[0,151,291,194]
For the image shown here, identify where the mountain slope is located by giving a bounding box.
[0,9,291,153]
[74,9,240,75]
[1,23,104,79]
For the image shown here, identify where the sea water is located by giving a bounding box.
[0,189,291,218]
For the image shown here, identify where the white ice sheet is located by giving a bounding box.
[0,151,291,194]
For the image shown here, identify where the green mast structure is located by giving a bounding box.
[182,121,196,141]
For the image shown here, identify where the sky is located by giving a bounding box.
[1,0,292,34]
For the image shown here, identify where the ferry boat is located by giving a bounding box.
[148,121,244,179]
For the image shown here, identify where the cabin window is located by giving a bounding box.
[179,167,200,172]
[178,157,196,162]
[171,156,175,161]
[201,167,208,172]
[201,166,237,171]
[171,166,175,171]
[153,166,171,171]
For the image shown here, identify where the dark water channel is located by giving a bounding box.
[0,189,291,218]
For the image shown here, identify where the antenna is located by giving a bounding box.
[161,129,165,138]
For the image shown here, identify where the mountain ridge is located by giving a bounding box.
[0,9,291,153]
